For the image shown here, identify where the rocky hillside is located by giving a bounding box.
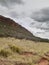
[0,15,49,42]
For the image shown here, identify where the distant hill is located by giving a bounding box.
[0,15,49,42]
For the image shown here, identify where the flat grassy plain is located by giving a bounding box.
[0,37,49,65]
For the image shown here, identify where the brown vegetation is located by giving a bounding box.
[0,59,30,65]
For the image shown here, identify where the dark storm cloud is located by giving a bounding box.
[0,0,24,7]
[31,7,49,22]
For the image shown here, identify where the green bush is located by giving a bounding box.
[9,45,22,54]
[0,49,11,57]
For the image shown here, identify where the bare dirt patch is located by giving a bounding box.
[20,51,37,56]
[38,58,49,65]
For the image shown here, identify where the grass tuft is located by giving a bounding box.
[0,49,11,57]
[9,45,23,54]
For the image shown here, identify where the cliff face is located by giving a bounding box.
[0,15,49,42]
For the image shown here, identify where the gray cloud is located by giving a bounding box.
[7,0,24,4]
[31,7,49,22]
[0,0,49,19]
[0,0,24,7]
[9,11,19,18]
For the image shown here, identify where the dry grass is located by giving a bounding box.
[0,37,49,65]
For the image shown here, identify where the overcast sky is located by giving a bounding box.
[0,0,49,17]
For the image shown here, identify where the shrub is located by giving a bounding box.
[9,45,22,54]
[0,49,11,57]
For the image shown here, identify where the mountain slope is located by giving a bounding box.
[0,15,49,42]
[0,15,33,39]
